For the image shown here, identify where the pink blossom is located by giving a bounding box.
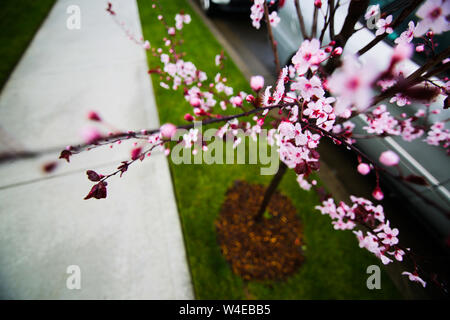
[87,111,101,122]
[215,54,221,66]
[250,0,265,29]
[392,42,413,63]
[357,163,371,175]
[328,55,378,115]
[388,249,405,261]
[376,15,393,36]
[230,96,243,108]
[175,13,191,30]
[297,174,312,191]
[332,47,343,56]
[273,67,288,104]
[379,253,393,265]
[131,147,142,161]
[402,271,427,287]
[291,39,326,75]
[269,11,280,27]
[278,121,295,139]
[365,4,380,20]
[293,123,308,146]
[379,150,400,166]
[250,75,264,92]
[160,123,177,139]
[390,93,411,107]
[372,187,384,200]
[415,0,450,36]
[81,127,102,144]
[425,122,450,146]
[363,105,401,136]
[291,76,324,101]
[183,128,198,147]
[189,96,201,107]
[142,40,150,50]
[377,222,399,245]
[395,21,416,45]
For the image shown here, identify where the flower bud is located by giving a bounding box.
[190,97,201,107]
[87,111,101,122]
[379,150,400,166]
[250,75,264,92]
[332,47,343,56]
[160,123,177,139]
[81,127,102,144]
[131,147,142,161]
[372,187,384,201]
[357,163,371,175]
[416,44,425,52]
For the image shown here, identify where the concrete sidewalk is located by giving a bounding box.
[0,0,193,299]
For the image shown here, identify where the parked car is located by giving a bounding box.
[198,0,253,15]
[272,0,450,244]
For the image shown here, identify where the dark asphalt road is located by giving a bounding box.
[189,0,450,299]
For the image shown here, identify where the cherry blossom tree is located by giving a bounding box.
[61,0,450,293]
[3,0,448,294]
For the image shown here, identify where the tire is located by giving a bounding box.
[199,0,217,16]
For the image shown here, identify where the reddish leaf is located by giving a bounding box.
[42,161,58,173]
[106,2,115,15]
[402,86,439,102]
[316,187,331,202]
[117,161,129,177]
[86,170,101,182]
[59,150,72,163]
[404,175,429,186]
[84,181,107,200]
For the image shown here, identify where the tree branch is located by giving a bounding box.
[294,0,308,39]
[357,0,423,57]
[324,0,370,74]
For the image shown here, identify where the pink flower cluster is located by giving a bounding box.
[250,0,265,29]
[424,122,450,147]
[160,56,207,89]
[415,0,450,36]
[328,54,378,117]
[316,196,408,267]
[175,13,191,30]
[291,39,327,75]
[363,105,401,136]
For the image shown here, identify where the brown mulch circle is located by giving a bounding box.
[215,180,305,281]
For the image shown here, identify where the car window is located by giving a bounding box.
[367,0,449,76]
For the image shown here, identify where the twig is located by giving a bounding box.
[264,2,280,73]
[324,0,370,74]
[294,0,308,39]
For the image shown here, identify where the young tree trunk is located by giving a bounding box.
[255,161,288,221]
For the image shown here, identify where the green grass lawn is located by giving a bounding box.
[137,0,401,299]
[0,0,56,91]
